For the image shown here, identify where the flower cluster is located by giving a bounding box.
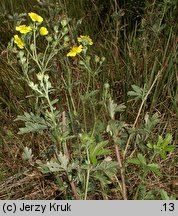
[14,12,48,49]
[67,35,93,57]
[13,12,94,59]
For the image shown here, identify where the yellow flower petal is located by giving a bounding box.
[67,45,83,57]
[40,27,48,36]
[16,25,32,34]
[14,35,24,49]
[28,12,43,23]
[77,35,93,45]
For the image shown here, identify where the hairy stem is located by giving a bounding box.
[115,144,127,200]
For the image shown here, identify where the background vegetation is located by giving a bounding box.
[0,0,177,200]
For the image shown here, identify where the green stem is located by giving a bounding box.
[42,41,50,66]
[134,172,147,200]
[82,102,87,132]
[84,149,90,200]
[91,106,96,136]
[87,71,91,93]
[45,93,60,150]
[149,152,157,163]
[84,169,90,200]
[25,47,42,71]
[44,35,63,69]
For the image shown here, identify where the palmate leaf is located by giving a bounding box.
[106,119,125,137]
[46,161,63,172]
[80,90,99,102]
[137,153,146,165]
[108,98,116,119]
[128,158,141,165]
[144,112,160,131]
[92,172,111,187]
[15,112,50,134]
[108,98,126,119]
[128,154,146,166]
[22,146,33,161]
[36,161,50,174]
[89,141,111,166]
[128,154,162,176]
[18,122,48,134]
[160,190,170,200]
[127,85,142,98]
[162,134,172,147]
[92,161,118,179]
[37,152,69,174]
[147,163,161,177]
[147,133,174,159]
[57,152,69,171]
[164,146,175,152]
[91,161,118,185]
[160,189,176,200]
[127,84,147,100]
[160,151,167,159]
[79,133,95,148]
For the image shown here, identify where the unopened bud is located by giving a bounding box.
[104,83,110,89]
[64,36,70,42]
[61,19,68,27]
[94,55,100,63]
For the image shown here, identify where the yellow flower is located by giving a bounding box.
[16,25,32,34]
[67,45,83,57]
[28,12,43,23]
[14,35,24,49]
[77,35,93,45]
[40,27,48,36]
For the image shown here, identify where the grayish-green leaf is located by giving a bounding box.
[22,147,33,161]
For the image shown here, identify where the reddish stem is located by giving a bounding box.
[115,144,127,200]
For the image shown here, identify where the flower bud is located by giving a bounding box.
[94,55,100,63]
[79,60,85,65]
[86,55,91,62]
[30,44,35,51]
[46,36,53,42]
[61,19,68,27]
[101,57,106,62]
[104,83,110,89]
[54,26,59,33]
[62,27,69,34]
[36,72,43,81]
[64,35,70,42]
